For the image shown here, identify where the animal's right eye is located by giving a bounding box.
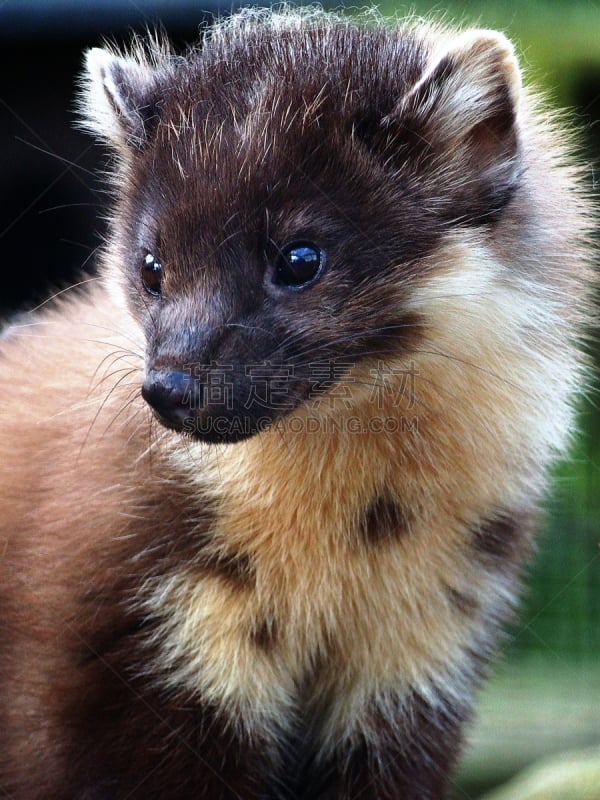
[141,252,162,296]
[274,241,326,289]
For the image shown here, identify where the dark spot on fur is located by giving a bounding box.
[200,549,255,587]
[250,617,278,651]
[359,496,408,545]
[471,511,533,566]
[446,585,479,617]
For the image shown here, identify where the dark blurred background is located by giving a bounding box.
[1,1,599,798]
[0,0,227,317]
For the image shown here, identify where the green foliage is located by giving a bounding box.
[481,746,600,800]
[375,0,600,105]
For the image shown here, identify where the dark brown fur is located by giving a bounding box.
[360,495,409,545]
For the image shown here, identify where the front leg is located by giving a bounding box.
[299,689,470,800]
[64,674,290,800]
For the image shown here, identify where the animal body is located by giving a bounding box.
[0,8,594,799]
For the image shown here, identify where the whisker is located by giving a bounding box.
[92,365,142,397]
[410,346,534,396]
[89,349,143,393]
[135,425,173,465]
[74,327,144,357]
[102,384,146,435]
[14,135,99,180]
[27,278,99,313]
[77,368,142,462]
[270,322,420,363]
[39,203,99,215]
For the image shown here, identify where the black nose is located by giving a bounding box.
[141,369,200,429]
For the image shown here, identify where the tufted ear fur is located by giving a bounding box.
[389,30,523,224]
[80,46,163,151]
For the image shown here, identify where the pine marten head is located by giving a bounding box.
[81,11,529,444]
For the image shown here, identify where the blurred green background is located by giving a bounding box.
[372,1,600,796]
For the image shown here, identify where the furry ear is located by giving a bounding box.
[80,47,161,151]
[390,30,523,224]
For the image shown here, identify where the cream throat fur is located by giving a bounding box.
[152,230,581,747]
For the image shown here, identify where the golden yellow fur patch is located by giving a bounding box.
[155,229,582,748]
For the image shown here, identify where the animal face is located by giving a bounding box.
[84,19,522,442]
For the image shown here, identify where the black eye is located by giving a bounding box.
[141,251,162,296]
[274,241,326,289]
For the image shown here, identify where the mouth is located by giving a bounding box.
[180,411,272,444]
[141,364,314,444]
[146,402,274,444]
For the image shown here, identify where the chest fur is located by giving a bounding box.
[147,308,545,744]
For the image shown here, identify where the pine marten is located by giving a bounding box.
[0,8,595,799]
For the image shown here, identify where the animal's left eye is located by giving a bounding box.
[141,252,162,296]
[274,241,326,289]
